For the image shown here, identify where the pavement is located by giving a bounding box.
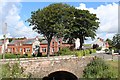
[90,52,120,61]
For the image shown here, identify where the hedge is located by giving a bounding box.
[75,49,96,57]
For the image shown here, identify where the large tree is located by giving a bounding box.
[27,3,75,57]
[112,34,120,49]
[64,9,100,49]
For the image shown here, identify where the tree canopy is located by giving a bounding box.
[112,34,120,49]
[106,38,112,47]
[27,3,75,56]
[28,3,99,56]
[64,9,100,49]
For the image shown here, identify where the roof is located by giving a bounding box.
[9,38,38,45]
[0,40,3,45]
[41,39,48,44]
[23,39,35,44]
[9,40,24,45]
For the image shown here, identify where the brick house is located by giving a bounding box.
[0,37,72,55]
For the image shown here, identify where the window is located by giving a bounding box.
[58,41,60,45]
[26,48,30,52]
[52,47,54,52]
[20,48,22,52]
[20,43,22,46]
[8,48,11,52]
[42,48,46,52]
[52,42,54,46]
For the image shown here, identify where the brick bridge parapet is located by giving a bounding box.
[0,55,94,78]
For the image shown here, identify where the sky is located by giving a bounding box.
[0,1,118,44]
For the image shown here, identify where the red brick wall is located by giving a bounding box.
[40,38,63,55]
[8,44,32,55]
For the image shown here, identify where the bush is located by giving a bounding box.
[0,63,27,78]
[5,53,17,59]
[89,49,96,53]
[96,47,102,51]
[84,49,90,55]
[83,58,117,78]
[93,49,96,53]
[74,50,83,57]
[75,49,91,57]
[104,49,109,52]
[93,44,99,49]
[58,48,73,55]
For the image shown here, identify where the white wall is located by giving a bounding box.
[75,38,80,49]
[1,39,9,53]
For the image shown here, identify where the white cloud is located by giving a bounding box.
[0,1,39,39]
[76,3,118,44]
[76,3,118,33]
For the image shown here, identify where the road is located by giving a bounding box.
[90,52,120,61]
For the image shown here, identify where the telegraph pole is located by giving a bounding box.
[2,23,7,59]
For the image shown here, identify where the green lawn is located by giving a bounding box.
[106,60,118,78]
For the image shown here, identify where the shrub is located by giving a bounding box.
[58,47,73,55]
[96,47,102,51]
[74,50,83,57]
[0,54,2,59]
[5,53,17,59]
[0,63,27,78]
[104,49,109,52]
[75,49,91,57]
[83,58,117,78]
[37,52,42,57]
[93,49,96,53]
[84,49,90,55]
[90,49,96,53]
[93,44,99,49]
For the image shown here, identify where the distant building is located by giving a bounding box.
[91,37,109,50]
[0,36,73,55]
[0,39,9,53]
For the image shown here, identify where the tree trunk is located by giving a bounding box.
[79,36,84,50]
[47,39,52,57]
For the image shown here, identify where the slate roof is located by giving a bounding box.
[0,40,3,46]
[23,39,35,44]
[40,39,48,44]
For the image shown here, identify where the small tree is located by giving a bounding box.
[112,34,120,49]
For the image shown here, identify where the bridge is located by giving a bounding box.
[1,56,94,80]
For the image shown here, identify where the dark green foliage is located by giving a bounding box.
[93,44,99,49]
[28,3,75,57]
[64,9,100,49]
[106,38,112,47]
[37,52,42,57]
[0,53,33,59]
[24,53,28,56]
[112,34,120,49]
[96,47,102,51]
[83,58,117,78]
[5,53,18,59]
[104,49,109,52]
